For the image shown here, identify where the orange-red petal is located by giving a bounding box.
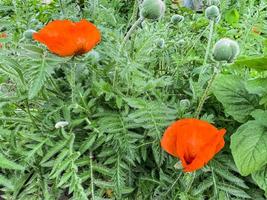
[161,118,226,172]
[33,19,101,57]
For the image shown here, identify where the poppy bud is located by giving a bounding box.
[205,5,220,20]
[212,38,240,63]
[140,0,165,20]
[180,99,190,108]
[24,29,36,39]
[157,38,165,48]
[171,14,184,24]
[55,121,69,129]
[177,39,186,46]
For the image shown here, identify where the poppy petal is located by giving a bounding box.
[161,122,179,157]
[33,19,101,57]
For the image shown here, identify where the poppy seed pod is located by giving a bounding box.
[213,38,240,63]
[171,14,184,24]
[24,29,37,39]
[205,5,220,20]
[140,0,165,20]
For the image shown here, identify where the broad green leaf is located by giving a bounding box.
[212,75,258,123]
[246,78,267,95]
[251,109,267,126]
[252,166,267,196]
[232,56,267,70]
[230,120,267,176]
[0,154,24,170]
[225,8,240,26]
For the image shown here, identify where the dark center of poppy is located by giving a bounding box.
[184,154,196,165]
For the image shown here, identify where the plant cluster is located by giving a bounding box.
[0,0,266,200]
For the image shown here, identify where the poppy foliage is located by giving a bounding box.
[33,19,101,57]
[161,118,226,172]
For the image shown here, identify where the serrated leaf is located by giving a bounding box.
[230,120,267,176]
[28,57,48,99]
[213,74,258,123]
[0,175,13,189]
[0,154,24,170]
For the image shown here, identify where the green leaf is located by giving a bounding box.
[232,56,267,71]
[252,166,267,196]
[0,175,13,189]
[212,74,258,123]
[225,8,240,26]
[230,120,267,176]
[0,154,24,170]
[28,57,48,99]
[246,78,267,95]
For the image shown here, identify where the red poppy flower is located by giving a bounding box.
[0,32,7,48]
[33,19,101,57]
[161,118,226,172]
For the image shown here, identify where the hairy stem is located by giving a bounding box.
[123,17,144,45]
[25,99,39,130]
[91,0,98,19]
[126,0,140,29]
[90,151,95,200]
[59,0,65,16]
[195,62,220,118]
[203,20,214,66]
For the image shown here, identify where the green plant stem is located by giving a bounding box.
[203,20,214,66]
[59,0,65,16]
[91,0,98,19]
[126,0,140,29]
[123,17,144,45]
[25,100,39,130]
[195,62,220,118]
[90,151,95,200]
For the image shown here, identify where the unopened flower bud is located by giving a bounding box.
[180,99,190,108]
[157,38,165,48]
[205,5,220,20]
[212,38,240,63]
[55,121,69,129]
[171,14,184,24]
[140,0,165,20]
[24,29,36,39]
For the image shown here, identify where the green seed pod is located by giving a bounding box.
[157,38,165,48]
[212,38,240,63]
[140,0,165,20]
[23,29,36,39]
[171,14,184,24]
[205,5,220,20]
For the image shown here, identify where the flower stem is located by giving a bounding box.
[90,151,95,200]
[91,0,98,19]
[123,17,144,45]
[59,0,65,16]
[195,62,220,118]
[203,20,214,66]
[126,0,140,29]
